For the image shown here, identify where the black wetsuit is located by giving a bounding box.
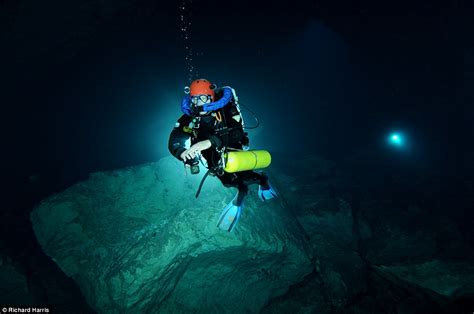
[168,90,268,205]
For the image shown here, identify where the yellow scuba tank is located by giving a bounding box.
[223,150,272,173]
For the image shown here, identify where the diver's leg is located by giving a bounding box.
[239,171,269,188]
[257,172,270,188]
[218,172,239,189]
[216,174,248,232]
[218,173,249,205]
[234,182,248,206]
[230,171,276,201]
[244,171,277,201]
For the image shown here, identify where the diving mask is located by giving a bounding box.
[191,94,213,115]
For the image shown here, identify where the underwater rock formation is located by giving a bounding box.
[379,260,474,299]
[260,157,474,313]
[30,157,313,313]
[29,154,474,313]
[261,169,369,312]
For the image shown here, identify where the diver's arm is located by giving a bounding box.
[182,139,212,160]
[168,115,192,160]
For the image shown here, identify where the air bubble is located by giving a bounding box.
[179,0,199,82]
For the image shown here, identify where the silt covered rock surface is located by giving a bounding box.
[30,156,313,313]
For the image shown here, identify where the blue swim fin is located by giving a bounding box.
[217,197,243,232]
[258,184,278,202]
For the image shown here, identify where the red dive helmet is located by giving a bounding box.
[189,78,215,100]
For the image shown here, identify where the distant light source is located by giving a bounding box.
[388,132,404,147]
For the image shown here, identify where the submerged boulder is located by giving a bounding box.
[378,260,474,299]
[30,156,313,313]
[263,163,370,311]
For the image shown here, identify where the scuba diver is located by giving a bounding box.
[168,78,277,232]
